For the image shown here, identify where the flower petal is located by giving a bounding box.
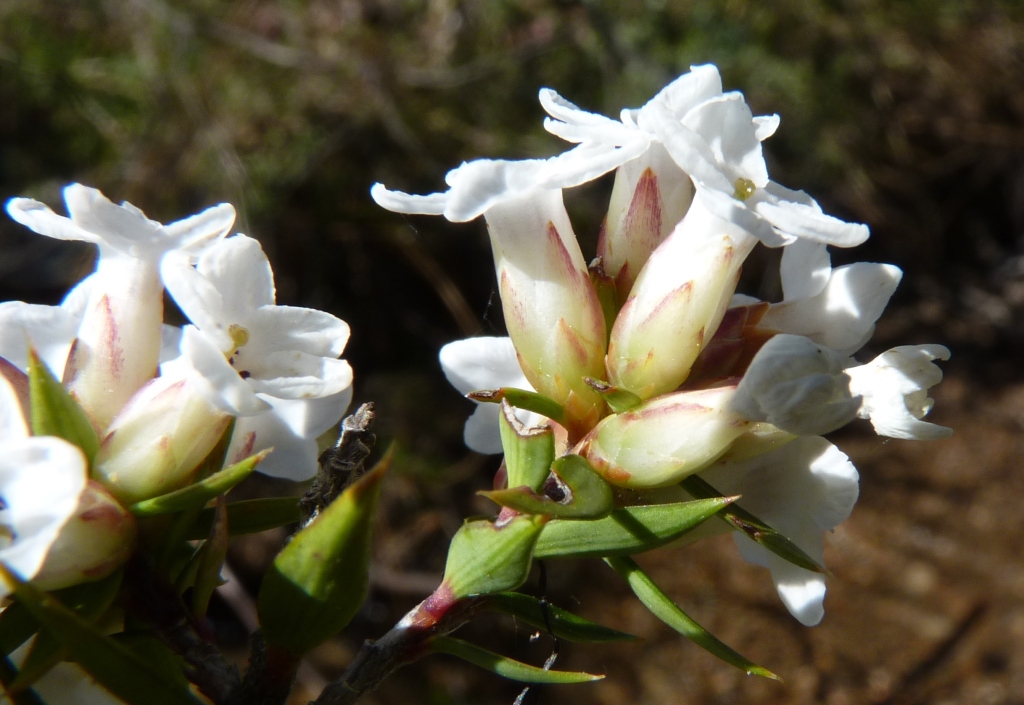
[0,437,88,593]
[63,184,162,254]
[780,239,832,301]
[847,344,952,440]
[246,352,353,399]
[163,203,236,254]
[701,436,859,625]
[250,306,351,358]
[439,337,532,395]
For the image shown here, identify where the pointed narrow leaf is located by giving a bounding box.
[443,515,547,599]
[483,592,635,643]
[584,378,642,413]
[680,476,827,574]
[430,636,602,684]
[27,349,99,463]
[533,497,736,560]
[0,602,38,656]
[258,452,389,655]
[605,556,779,680]
[481,455,612,519]
[0,564,205,705]
[191,496,228,617]
[129,450,268,516]
[9,570,123,691]
[467,388,566,425]
[496,400,555,491]
[186,497,300,540]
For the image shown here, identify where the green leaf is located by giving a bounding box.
[191,496,228,617]
[467,387,566,425]
[480,455,613,519]
[443,515,547,599]
[583,377,642,413]
[9,571,123,691]
[429,636,602,684]
[185,497,300,540]
[129,450,268,517]
[533,497,736,560]
[27,348,99,463]
[0,570,125,657]
[605,556,779,680]
[257,451,389,656]
[680,476,828,575]
[482,592,635,643]
[496,399,555,491]
[0,564,205,705]
[109,632,191,691]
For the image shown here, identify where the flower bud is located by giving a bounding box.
[93,370,231,505]
[730,334,860,436]
[607,194,756,399]
[484,190,607,436]
[63,253,164,429]
[599,142,693,299]
[34,480,135,591]
[579,385,751,489]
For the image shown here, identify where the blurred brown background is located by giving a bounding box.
[2,1,1023,703]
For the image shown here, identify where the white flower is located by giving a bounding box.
[730,334,860,436]
[699,436,859,626]
[160,234,353,481]
[161,234,353,414]
[757,239,903,354]
[439,337,542,454]
[5,184,235,427]
[847,345,952,440]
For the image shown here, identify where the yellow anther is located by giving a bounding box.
[733,177,756,201]
[228,324,250,350]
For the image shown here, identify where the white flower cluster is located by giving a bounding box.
[373,65,950,626]
[0,185,353,594]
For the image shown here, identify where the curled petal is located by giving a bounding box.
[847,345,952,440]
[246,352,353,399]
[439,337,532,395]
[763,261,903,355]
[780,239,832,301]
[174,326,268,416]
[250,306,351,358]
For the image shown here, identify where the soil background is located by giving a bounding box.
[2,2,1023,703]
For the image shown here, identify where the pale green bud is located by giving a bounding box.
[93,372,231,505]
[485,190,607,436]
[599,142,693,300]
[579,385,751,489]
[34,480,135,591]
[607,195,756,400]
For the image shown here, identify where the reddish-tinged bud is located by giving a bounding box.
[579,385,751,489]
[599,143,694,300]
[485,190,607,437]
[34,480,135,590]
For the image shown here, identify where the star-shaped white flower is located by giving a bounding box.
[699,436,859,626]
[161,234,352,416]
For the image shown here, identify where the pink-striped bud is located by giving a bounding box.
[34,480,136,590]
[607,194,756,400]
[578,385,751,489]
[93,371,231,505]
[599,142,693,300]
[485,190,607,437]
